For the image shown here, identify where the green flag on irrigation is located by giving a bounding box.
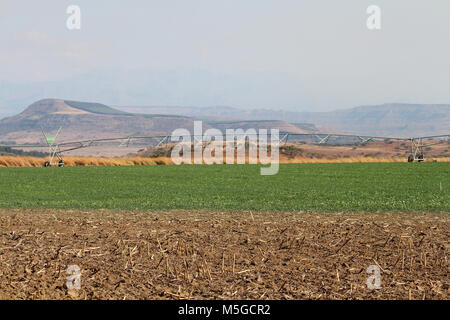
[46,137,56,142]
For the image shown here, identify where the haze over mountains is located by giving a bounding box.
[118,103,450,137]
[0,68,312,119]
[0,99,449,145]
[0,99,196,144]
[0,99,314,144]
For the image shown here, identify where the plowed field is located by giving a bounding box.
[0,209,448,300]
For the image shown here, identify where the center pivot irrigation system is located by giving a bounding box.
[1,126,449,167]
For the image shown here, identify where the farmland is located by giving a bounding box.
[0,163,448,300]
[0,209,448,300]
[0,163,448,212]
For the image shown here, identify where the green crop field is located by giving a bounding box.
[0,163,448,212]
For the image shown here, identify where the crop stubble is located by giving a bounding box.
[0,209,448,300]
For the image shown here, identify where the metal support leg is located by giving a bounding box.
[156,135,169,147]
[318,135,330,144]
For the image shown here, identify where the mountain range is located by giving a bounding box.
[118,103,450,137]
[0,99,449,145]
[0,99,195,144]
[0,99,317,144]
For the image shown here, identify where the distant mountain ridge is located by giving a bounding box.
[118,103,450,137]
[0,99,311,144]
[1,99,448,145]
[297,103,450,137]
[0,99,198,144]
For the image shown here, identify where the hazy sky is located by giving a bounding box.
[1,0,450,112]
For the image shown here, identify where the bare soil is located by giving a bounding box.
[0,209,448,300]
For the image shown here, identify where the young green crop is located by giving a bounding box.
[0,163,448,212]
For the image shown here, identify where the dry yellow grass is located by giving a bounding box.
[0,155,449,167]
[0,156,173,167]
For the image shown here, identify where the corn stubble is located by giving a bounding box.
[0,209,447,300]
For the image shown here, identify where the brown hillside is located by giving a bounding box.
[0,99,198,144]
[0,99,325,147]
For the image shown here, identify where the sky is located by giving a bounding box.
[1,0,450,115]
